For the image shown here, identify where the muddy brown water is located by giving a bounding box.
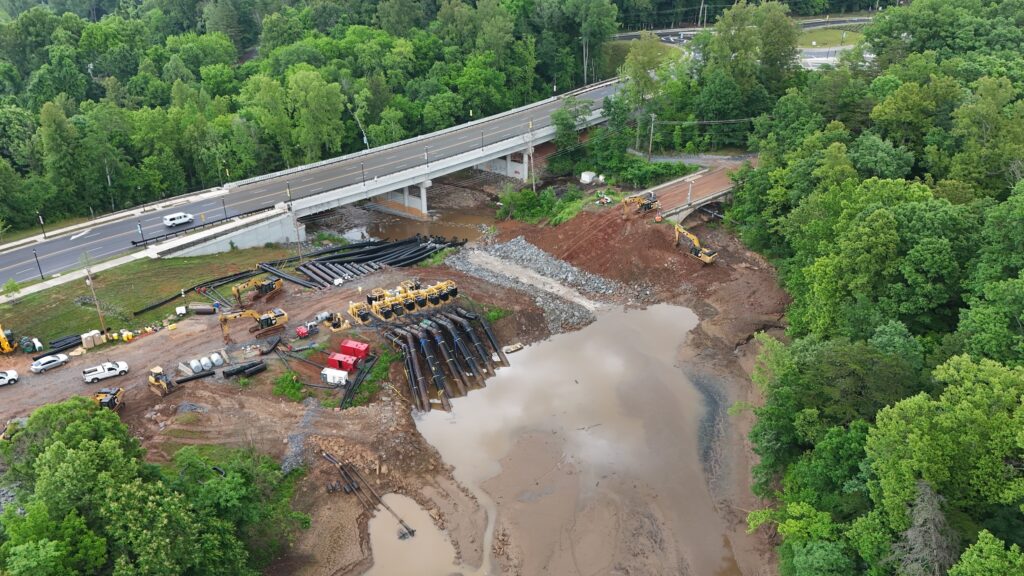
[340,208,495,243]
[364,304,746,575]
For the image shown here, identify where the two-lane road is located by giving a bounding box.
[0,82,620,286]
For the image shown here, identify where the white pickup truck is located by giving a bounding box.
[82,361,129,383]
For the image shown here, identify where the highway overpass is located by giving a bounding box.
[0,81,619,286]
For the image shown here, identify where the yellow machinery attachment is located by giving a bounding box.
[0,324,14,354]
[347,280,459,323]
[621,192,660,217]
[674,224,718,264]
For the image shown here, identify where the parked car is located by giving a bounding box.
[82,361,129,383]
[0,370,18,386]
[163,212,194,227]
[31,354,69,373]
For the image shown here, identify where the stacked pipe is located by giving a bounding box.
[381,308,509,411]
[32,335,83,360]
[294,235,465,288]
[341,353,379,409]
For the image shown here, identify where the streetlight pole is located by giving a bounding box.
[221,198,228,219]
[104,159,115,212]
[32,249,43,281]
[36,211,46,239]
[136,220,145,243]
[361,162,366,185]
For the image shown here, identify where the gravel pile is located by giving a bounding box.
[176,402,208,413]
[282,397,319,473]
[482,236,625,297]
[446,250,595,333]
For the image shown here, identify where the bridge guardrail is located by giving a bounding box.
[130,206,276,247]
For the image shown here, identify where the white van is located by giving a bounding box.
[163,212,194,227]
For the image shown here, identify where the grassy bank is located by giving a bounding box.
[800,28,862,47]
[600,39,678,78]
[0,245,292,342]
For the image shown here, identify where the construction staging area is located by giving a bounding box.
[0,178,785,574]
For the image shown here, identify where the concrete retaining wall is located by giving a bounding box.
[168,211,305,257]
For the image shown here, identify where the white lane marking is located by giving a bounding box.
[300,177,314,182]
[70,229,91,241]
[16,268,33,275]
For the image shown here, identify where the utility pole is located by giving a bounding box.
[648,113,656,160]
[83,255,106,334]
[104,159,115,212]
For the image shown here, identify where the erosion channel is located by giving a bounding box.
[367,303,761,575]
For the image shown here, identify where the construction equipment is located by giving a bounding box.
[674,224,718,264]
[622,192,660,217]
[323,312,351,332]
[348,302,372,324]
[232,276,284,308]
[218,308,289,343]
[94,387,125,411]
[295,321,320,338]
[148,366,180,397]
[0,324,15,353]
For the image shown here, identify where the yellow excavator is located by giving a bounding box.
[622,192,660,217]
[232,276,283,308]
[148,366,180,397]
[218,308,288,343]
[674,224,717,264]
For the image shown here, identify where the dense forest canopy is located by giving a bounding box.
[0,0,889,233]
[726,0,1024,574]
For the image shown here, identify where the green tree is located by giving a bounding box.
[286,68,345,162]
[949,531,1024,576]
[376,0,424,37]
[957,273,1024,367]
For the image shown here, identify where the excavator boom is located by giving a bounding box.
[673,224,718,265]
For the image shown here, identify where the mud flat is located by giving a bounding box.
[399,303,764,575]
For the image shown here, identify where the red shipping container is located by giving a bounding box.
[327,352,347,370]
[336,353,359,371]
[340,339,369,359]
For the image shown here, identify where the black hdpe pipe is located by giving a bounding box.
[422,321,468,396]
[381,246,439,268]
[386,333,423,411]
[317,238,421,263]
[175,369,215,384]
[49,334,81,347]
[444,312,493,372]
[394,328,432,411]
[243,363,267,377]
[458,308,509,366]
[298,264,332,286]
[223,361,263,377]
[432,316,483,383]
[342,354,378,409]
[33,339,82,360]
[261,263,319,289]
[408,326,452,407]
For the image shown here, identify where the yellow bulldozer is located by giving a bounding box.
[622,192,660,218]
[147,366,181,397]
[231,276,283,308]
[94,387,125,412]
[674,224,718,264]
[218,308,288,343]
